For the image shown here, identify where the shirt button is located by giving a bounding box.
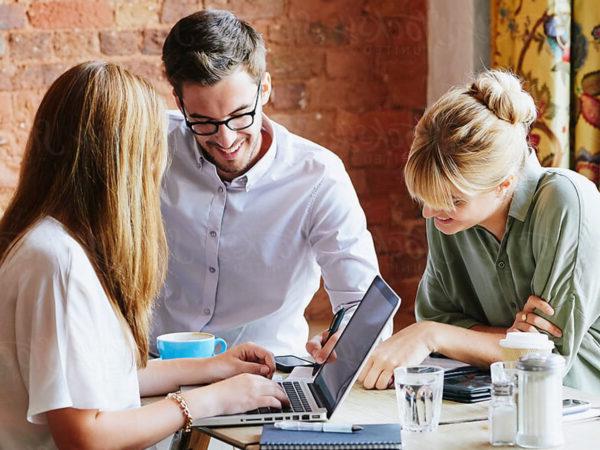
[498,261,506,269]
[210,231,217,237]
[203,308,211,315]
[218,186,224,193]
[209,266,216,273]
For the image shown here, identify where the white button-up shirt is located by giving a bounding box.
[151,111,380,356]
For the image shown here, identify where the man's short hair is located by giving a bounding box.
[162,9,266,94]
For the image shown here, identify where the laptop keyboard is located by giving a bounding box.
[246,381,311,415]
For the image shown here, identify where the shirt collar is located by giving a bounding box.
[192,113,277,192]
[508,151,545,222]
[242,115,277,191]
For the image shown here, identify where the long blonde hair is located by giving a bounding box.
[404,69,537,211]
[0,61,167,366]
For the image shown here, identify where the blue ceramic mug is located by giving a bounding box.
[157,332,227,359]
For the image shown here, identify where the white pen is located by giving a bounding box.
[273,421,363,433]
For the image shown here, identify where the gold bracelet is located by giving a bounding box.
[167,391,193,433]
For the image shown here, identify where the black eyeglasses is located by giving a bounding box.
[179,84,261,136]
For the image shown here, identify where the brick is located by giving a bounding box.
[0,92,11,126]
[115,0,159,28]
[13,90,45,133]
[365,168,407,196]
[268,111,336,144]
[363,0,427,18]
[268,47,325,80]
[362,196,392,226]
[160,0,200,24]
[142,28,169,55]
[342,13,427,49]
[306,79,388,112]
[347,168,368,195]
[391,250,427,279]
[0,187,17,213]
[53,31,99,59]
[371,221,424,255]
[315,136,350,163]
[388,76,427,110]
[203,0,229,8]
[349,148,406,169]
[392,278,421,330]
[0,35,6,57]
[225,0,286,21]
[326,49,376,79]
[269,20,349,48]
[270,82,307,111]
[0,4,26,30]
[0,65,15,90]
[0,157,19,189]
[0,131,19,159]
[12,63,67,90]
[335,110,417,152]
[28,1,114,29]
[9,32,53,61]
[122,58,166,85]
[309,21,350,47]
[288,0,364,21]
[99,30,141,56]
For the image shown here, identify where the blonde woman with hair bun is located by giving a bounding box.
[359,69,600,394]
[0,61,287,449]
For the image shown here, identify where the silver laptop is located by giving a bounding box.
[193,275,401,427]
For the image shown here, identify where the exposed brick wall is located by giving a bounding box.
[0,0,428,330]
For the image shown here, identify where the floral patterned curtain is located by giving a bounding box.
[492,0,600,188]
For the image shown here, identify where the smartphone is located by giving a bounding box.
[562,398,590,415]
[274,355,314,373]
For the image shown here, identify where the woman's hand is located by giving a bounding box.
[210,342,276,380]
[509,295,562,337]
[196,373,289,417]
[358,322,436,390]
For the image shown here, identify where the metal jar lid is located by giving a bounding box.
[516,353,565,372]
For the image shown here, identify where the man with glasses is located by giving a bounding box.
[153,9,386,361]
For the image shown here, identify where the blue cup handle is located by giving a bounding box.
[214,338,227,355]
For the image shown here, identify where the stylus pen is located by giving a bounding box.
[312,307,346,375]
[274,421,363,433]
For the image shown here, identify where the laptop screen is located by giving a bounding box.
[312,276,400,414]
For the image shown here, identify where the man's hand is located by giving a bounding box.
[306,329,342,364]
[358,322,436,390]
[211,342,276,380]
[508,295,562,337]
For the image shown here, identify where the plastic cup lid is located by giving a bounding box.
[499,332,555,350]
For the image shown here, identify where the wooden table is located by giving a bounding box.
[177,384,600,450]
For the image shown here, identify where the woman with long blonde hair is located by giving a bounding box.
[359,70,600,394]
[0,61,286,449]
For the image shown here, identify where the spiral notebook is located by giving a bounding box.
[259,423,402,449]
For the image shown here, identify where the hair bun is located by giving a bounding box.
[469,70,537,126]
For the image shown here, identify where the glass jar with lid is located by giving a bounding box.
[516,353,565,448]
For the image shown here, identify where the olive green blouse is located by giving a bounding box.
[416,154,600,393]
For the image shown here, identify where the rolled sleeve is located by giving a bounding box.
[529,174,600,387]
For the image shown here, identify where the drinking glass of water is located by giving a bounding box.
[394,365,444,432]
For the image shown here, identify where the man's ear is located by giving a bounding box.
[261,72,272,106]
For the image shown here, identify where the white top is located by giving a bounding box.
[0,217,140,449]
[153,112,382,355]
